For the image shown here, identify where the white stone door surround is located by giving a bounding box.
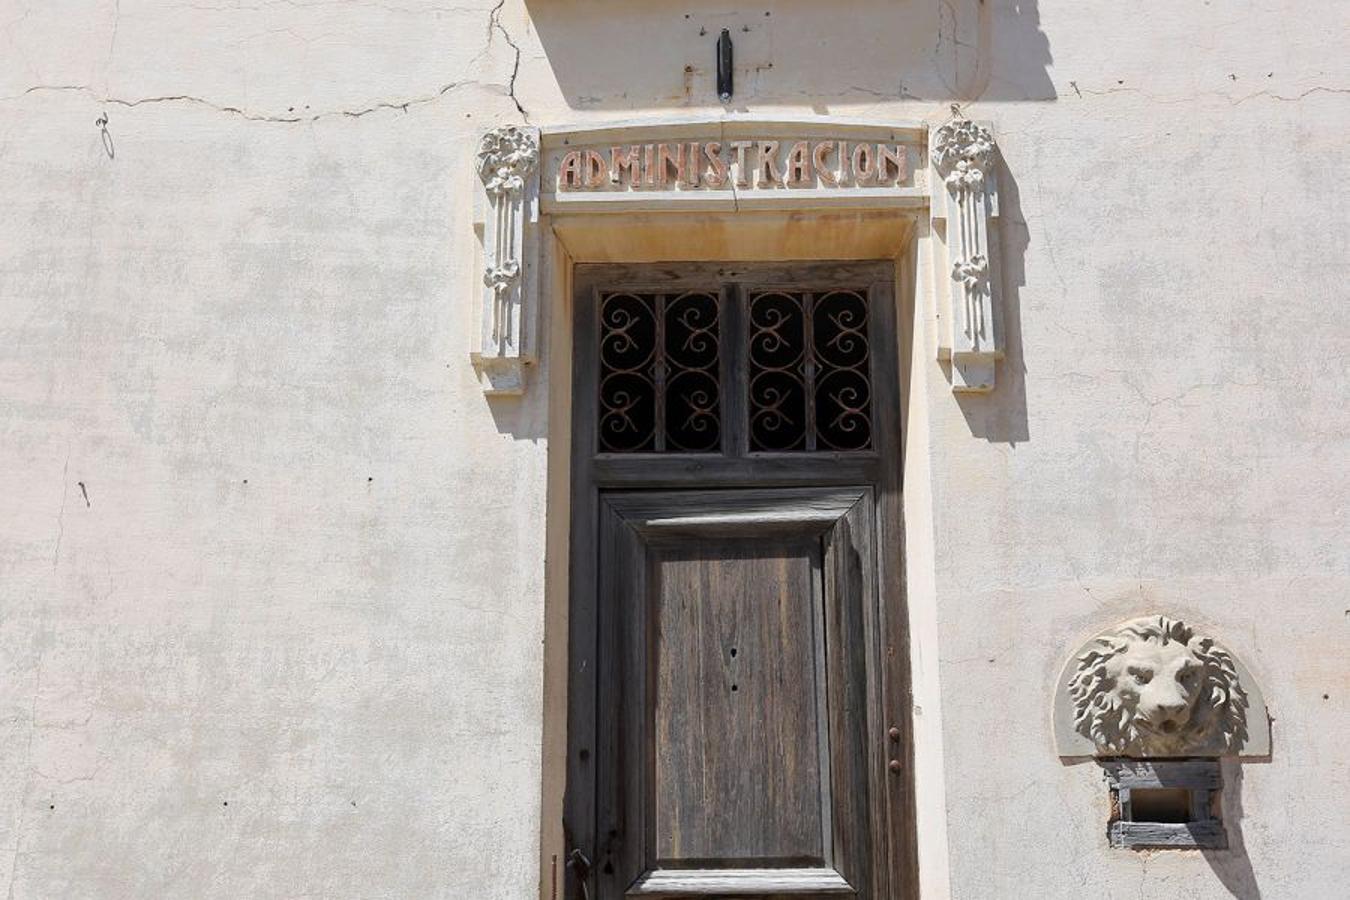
[510,113,1003,900]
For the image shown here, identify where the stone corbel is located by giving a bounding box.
[930,119,1001,392]
[472,124,541,394]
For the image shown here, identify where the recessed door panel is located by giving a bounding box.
[595,488,880,898]
[653,541,827,864]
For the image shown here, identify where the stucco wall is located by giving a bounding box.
[1,2,1346,898]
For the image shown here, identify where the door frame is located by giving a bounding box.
[561,261,918,899]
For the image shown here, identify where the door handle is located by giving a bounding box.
[566,848,592,900]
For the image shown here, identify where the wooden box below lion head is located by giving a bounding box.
[1053,616,1270,759]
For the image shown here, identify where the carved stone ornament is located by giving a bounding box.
[931,119,995,191]
[1053,616,1270,759]
[929,118,1001,392]
[472,124,541,394]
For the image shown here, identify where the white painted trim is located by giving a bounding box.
[629,867,853,895]
[898,229,955,900]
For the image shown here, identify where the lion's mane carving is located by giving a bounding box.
[1068,616,1248,756]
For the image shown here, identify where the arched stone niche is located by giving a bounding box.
[1053,615,1270,759]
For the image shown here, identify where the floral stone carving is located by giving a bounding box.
[929,118,1001,392]
[931,119,995,191]
[472,124,541,394]
[1053,616,1269,758]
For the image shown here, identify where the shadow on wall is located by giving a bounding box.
[1203,758,1263,900]
[484,382,548,442]
[524,0,1056,111]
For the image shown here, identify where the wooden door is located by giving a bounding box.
[598,488,880,897]
[566,263,915,900]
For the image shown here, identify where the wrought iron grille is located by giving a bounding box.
[598,291,722,453]
[748,288,872,452]
[595,284,873,455]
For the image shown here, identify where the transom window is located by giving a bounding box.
[597,282,875,454]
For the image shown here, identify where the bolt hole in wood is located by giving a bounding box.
[1129,788,1192,824]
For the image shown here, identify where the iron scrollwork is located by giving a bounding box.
[812,289,873,451]
[597,285,870,455]
[748,288,872,452]
[663,292,721,452]
[748,291,808,451]
[598,292,658,452]
[598,291,721,453]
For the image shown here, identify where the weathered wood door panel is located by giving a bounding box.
[595,488,879,898]
[654,546,824,862]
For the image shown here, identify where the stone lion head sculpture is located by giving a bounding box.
[1067,616,1249,756]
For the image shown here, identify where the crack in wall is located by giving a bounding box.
[3,2,530,123]
[1067,83,1350,106]
[5,653,43,900]
[51,448,69,572]
[487,0,528,120]
[6,81,475,123]
[176,0,487,13]
[105,0,120,90]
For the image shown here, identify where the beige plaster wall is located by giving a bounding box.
[1,1,1346,898]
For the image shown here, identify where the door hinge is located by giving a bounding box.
[566,848,592,900]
